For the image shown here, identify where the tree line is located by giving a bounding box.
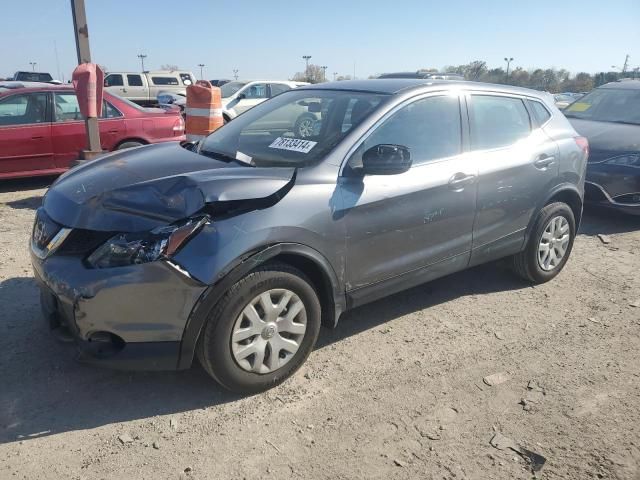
[293,60,636,92]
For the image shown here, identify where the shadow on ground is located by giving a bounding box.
[579,205,640,235]
[3,196,43,211]
[0,176,55,194]
[0,263,526,444]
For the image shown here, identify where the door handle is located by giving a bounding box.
[534,155,555,169]
[31,136,44,140]
[448,173,476,190]
[121,88,127,93]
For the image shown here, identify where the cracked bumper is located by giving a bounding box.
[31,252,207,370]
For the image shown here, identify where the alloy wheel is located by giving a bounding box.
[231,289,307,374]
[538,215,570,271]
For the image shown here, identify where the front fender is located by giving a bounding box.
[176,242,346,369]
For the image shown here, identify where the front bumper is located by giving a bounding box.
[31,251,207,370]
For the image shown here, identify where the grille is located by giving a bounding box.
[57,229,115,255]
[32,208,61,250]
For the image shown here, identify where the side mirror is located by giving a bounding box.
[362,144,411,175]
[237,93,246,100]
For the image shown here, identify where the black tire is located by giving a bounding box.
[197,263,321,394]
[117,141,144,150]
[512,202,576,283]
[294,113,317,138]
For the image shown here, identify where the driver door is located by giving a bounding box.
[337,93,478,298]
[235,83,268,114]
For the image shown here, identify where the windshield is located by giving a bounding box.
[199,89,387,167]
[220,81,248,98]
[564,88,640,125]
[15,72,53,82]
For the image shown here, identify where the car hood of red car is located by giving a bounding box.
[43,142,295,232]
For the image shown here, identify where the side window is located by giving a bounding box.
[179,73,194,85]
[0,93,48,126]
[351,95,462,168]
[269,83,290,97]
[528,100,552,125]
[470,95,531,150]
[151,76,179,86]
[104,74,124,87]
[242,83,268,99]
[54,93,82,122]
[127,74,143,87]
[101,101,122,119]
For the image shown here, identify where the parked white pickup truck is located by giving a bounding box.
[103,71,196,106]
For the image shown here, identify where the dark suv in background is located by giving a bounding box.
[31,79,588,393]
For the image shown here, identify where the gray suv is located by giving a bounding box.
[31,80,588,393]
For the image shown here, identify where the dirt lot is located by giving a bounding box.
[0,177,639,480]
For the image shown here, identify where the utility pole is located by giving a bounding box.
[198,63,205,79]
[137,53,147,72]
[70,0,101,156]
[29,62,37,71]
[622,54,630,74]
[333,72,337,81]
[302,55,312,81]
[504,57,514,82]
[233,69,238,80]
[321,66,328,82]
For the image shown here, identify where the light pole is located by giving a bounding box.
[29,62,37,71]
[302,55,312,81]
[504,57,514,82]
[321,66,328,82]
[333,72,338,81]
[137,54,147,72]
[198,63,205,79]
[233,69,238,80]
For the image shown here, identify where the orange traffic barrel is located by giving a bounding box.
[185,80,224,141]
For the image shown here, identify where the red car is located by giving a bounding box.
[0,83,186,179]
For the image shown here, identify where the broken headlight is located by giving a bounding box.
[86,216,208,268]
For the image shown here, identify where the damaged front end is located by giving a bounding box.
[31,142,297,370]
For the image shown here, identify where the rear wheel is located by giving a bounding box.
[197,263,321,394]
[512,202,576,283]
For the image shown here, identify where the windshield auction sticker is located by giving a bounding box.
[268,137,317,154]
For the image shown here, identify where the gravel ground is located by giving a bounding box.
[0,177,639,480]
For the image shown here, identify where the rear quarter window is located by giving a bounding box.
[152,77,180,86]
[528,100,552,125]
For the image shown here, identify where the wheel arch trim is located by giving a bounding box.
[176,242,346,369]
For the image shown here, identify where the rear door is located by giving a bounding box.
[0,92,54,176]
[339,93,477,292]
[51,92,127,167]
[124,74,148,102]
[468,93,559,264]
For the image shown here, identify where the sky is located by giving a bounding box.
[1,0,639,81]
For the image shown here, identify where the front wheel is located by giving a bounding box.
[511,202,576,283]
[197,263,321,394]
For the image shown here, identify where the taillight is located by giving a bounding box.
[172,116,184,135]
[575,136,589,157]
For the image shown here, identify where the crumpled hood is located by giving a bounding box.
[44,142,295,232]
[568,118,640,162]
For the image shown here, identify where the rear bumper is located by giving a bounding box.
[32,251,206,371]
